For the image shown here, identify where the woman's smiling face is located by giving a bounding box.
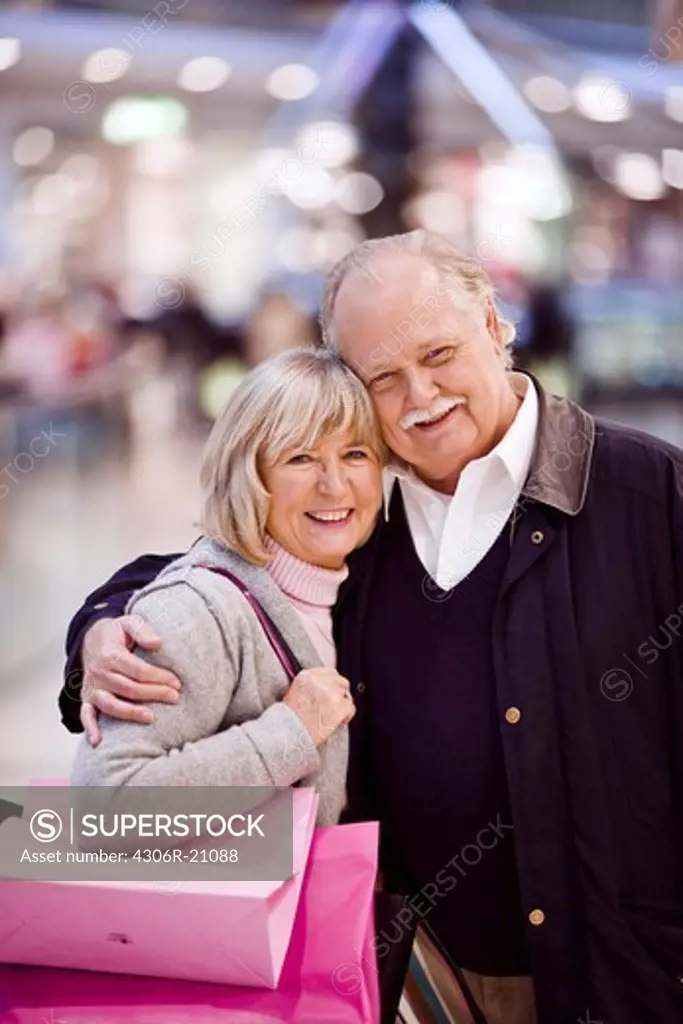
[261,427,382,570]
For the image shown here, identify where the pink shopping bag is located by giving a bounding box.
[0,787,318,989]
[0,821,381,1024]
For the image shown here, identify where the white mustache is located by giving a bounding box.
[400,396,466,431]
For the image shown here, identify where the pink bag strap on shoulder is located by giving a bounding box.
[196,563,300,682]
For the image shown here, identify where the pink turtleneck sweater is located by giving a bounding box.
[264,537,349,668]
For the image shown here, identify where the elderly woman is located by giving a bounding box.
[71,347,384,826]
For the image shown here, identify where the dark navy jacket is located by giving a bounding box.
[60,380,683,1024]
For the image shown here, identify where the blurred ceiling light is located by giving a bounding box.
[405,190,464,233]
[82,48,130,84]
[71,174,110,218]
[0,38,21,72]
[511,144,572,210]
[59,153,100,186]
[613,153,665,200]
[664,86,683,122]
[296,121,358,168]
[324,229,358,263]
[266,63,319,101]
[32,174,75,216]
[573,75,631,123]
[473,209,546,274]
[286,165,336,209]
[13,126,54,167]
[57,153,108,215]
[479,146,572,221]
[523,76,571,114]
[133,134,191,176]
[662,148,683,189]
[207,181,230,218]
[102,97,188,145]
[177,56,231,93]
[275,226,319,273]
[131,231,186,274]
[335,172,384,215]
[255,148,290,181]
[207,171,254,217]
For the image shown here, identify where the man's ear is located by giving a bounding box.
[485,300,505,351]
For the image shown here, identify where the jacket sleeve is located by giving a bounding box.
[70,581,320,791]
[59,553,181,733]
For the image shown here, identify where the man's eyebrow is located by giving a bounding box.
[366,366,395,381]
[363,339,452,378]
[416,337,454,351]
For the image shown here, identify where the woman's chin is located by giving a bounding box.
[310,541,353,568]
[302,526,358,568]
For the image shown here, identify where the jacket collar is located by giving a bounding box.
[520,373,595,517]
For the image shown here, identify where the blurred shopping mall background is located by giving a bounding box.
[0,0,682,784]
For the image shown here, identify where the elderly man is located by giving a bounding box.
[60,231,683,1024]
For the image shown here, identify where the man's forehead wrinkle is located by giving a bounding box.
[336,265,380,313]
[342,252,440,309]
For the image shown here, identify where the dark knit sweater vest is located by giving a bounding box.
[362,486,530,975]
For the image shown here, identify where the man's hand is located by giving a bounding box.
[282,667,355,748]
[80,615,181,747]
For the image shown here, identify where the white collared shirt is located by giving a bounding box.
[382,373,539,590]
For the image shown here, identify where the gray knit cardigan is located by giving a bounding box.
[70,537,349,826]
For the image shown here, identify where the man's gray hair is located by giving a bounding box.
[319,229,516,369]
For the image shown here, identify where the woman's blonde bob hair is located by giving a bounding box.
[200,346,386,566]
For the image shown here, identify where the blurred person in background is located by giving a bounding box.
[60,230,683,1024]
[3,296,79,461]
[3,296,73,402]
[247,290,317,366]
[68,280,119,377]
[150,283,246,426]
[515,281,577,399]
[154,284,225,366]
[70,346,384,829]
[0,294,24,403]
[2,285,127,464]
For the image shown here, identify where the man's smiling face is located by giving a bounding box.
[331,253,519,494]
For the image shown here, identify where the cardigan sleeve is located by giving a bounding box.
[60,553,181,733]
[70,580,320,791]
